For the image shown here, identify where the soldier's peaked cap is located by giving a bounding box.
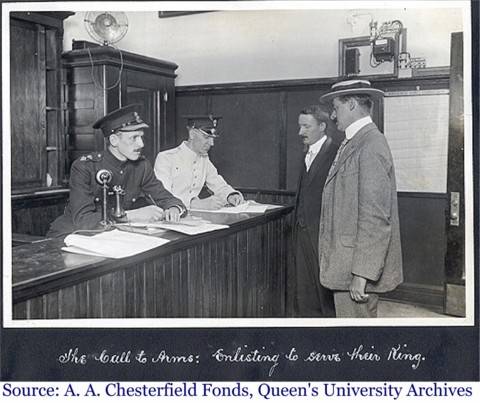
[93,104,149,137]
[184,114,222,137]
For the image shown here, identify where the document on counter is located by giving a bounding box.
[119,216,229,235]
[116,216,229,235]
[62,229,170,259]
[190,200,281,214]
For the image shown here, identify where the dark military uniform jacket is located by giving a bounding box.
[47,148,185,237]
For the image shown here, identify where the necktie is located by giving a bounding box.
[305,150,314,172]
[328,138,349,177]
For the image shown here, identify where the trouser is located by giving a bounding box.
[294,225,335,317]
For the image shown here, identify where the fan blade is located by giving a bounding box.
[93,13,120,42]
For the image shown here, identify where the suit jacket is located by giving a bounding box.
[318,122,403,292]
[294,136,339,247]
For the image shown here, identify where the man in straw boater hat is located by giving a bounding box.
[317,79,403,318]
[47,104,186,237]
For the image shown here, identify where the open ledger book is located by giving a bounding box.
[62,229,170,259]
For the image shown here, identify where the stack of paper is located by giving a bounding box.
[147,221,229,235]
[62,229,170,259]
[190,200,280,214]
[120,217,229,235]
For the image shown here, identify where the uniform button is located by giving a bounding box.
[94,197,100,202]
[120,170,124,174]
[132,198,136,203]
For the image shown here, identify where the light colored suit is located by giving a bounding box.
[318,122,403,294]
[154,141,237,208]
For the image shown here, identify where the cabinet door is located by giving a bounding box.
[123,70,175,165]
[10,17,64,190]
[10,19,46,189]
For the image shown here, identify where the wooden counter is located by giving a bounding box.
[12,206,294,319]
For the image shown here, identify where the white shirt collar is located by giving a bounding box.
[345,116,373,140]
[307,135,327,155]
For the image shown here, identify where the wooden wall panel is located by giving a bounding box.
[175,94,211,144]
[12,192,69,236]
[209,92,284,189]
[397,193,448,286]
[10,20,45,189]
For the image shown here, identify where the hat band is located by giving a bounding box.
[331,82,373,91]
[113,118,146,132]
[198,128,218,137]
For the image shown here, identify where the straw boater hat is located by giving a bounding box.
[319,79,384,102]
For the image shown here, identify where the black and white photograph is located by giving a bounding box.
[1,0,478,385]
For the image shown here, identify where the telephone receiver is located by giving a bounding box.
[112,185,127,221]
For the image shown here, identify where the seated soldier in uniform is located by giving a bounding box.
[154,115,244,210]
[47,104,186,237]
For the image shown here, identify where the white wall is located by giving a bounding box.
[63,6,464,86]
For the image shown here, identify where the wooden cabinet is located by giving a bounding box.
[62,45,178,166]
[10,12,73,191]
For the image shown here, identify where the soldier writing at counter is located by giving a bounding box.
[154,115,244,210]
[47,104,186,237]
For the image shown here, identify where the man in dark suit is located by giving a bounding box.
[294,104,340,317]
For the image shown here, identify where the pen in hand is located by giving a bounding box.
[147,193,158,207]
[146,194,165,221]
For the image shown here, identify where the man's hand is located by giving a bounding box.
[190,196,225,210]
[164,206,181,222]
[126,205,164,222]
[349,275,369,303]
[227,192,244,206]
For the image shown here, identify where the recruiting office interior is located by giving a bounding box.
[6,5,469,320]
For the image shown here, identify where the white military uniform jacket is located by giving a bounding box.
[154,141,238,208]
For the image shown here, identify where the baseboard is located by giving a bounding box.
[381,282,444,313]
[444,283,465,317]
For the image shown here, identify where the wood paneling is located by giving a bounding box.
[11,190,69,236]
[209,92,284,189]
[10,20,45,189]
[10,13,72,191]
[175,94,209,144]
[397,192,448,286]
